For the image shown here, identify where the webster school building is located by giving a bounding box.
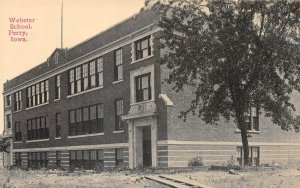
[2,8,300,170]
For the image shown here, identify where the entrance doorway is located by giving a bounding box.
[142,126,152,167]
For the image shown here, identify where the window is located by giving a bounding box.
[97,57,104,87]
[56,151,61,167]
[27,152,48,169]
[27,116,49,140]
[83,64,89,90]
[55,52,59,64]
[114,49,123,81]
[14,91,22,111]
[115,148,124,167]
[115,99,123,131]
[15,153,22,167]
[69,103,104,136]
[6,114,11,129]
[56,113,61,138]
[90,61,96,88]
[75,67,82,93]
[5,95,11,107]
[55,75,61,99]
[237,147,260,166]
[69,150,104,170]
[245,104,259,131]
[26,80,49,108]
[135,36,151,60]
[15,122,22,142]
[68,57,104,95]
[69,69,75,95]
[135,73,151,102]
[36,84,40,105]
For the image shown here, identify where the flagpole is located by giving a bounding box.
[61,0,64,48]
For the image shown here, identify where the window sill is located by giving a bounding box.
[14,141,22,144]
[130,99,155,106]
[25,102,49,110]
[113,130,124,133]
[68,132,104,138]
[67,86,103,99]
[234,129,260,134]
[14,110,22,113]
[5,105,11,108]
[131,54,154,64]
[112,80,123,84]
[54,98,60,102]
[26,139,50,143]
[55,137,61,140]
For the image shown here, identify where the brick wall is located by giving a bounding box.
[160,64,300,144]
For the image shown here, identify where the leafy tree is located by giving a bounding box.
[0,140,10,153]
[149,0,300,165]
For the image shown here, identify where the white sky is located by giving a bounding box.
[0,0,145,133]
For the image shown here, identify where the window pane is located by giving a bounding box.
[75,67,81,80]
[45,116,49,128]
[116,148,123,160]
[84,78,89,90]
[90,106,97,120]
[143,89,149,101]
[97,104,104,118]
[76,109,82,122]
[90,150,97,160]
[118,66,123,80]
[45,80,49,91]
[90,61,96,75]
[83,64,88,78]
[70,70,74,81]
[32,85,35,95]
[115,49,122,65]
[83,107,89,121]
[98,72,103,86]
[141,39,149,49]
[56,75,61,86]
[142,49,148,58]
[97,150,104,160]
[77,151,82,160]
[28,88,31,96]
[97,58,103,72]
[77,80,82,92]
[252,107,257,117]
[70,110,75,123]
[70,151,76,160]
[83,150,89,160]
[91,75,96,87]
[142,75,149,89]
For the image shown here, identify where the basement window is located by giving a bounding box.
[237,146,260,166]
[115,148,124,167]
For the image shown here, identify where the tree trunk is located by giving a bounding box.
[240,126,250,166]
[236,108,250,166]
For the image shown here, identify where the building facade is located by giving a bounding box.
[2,8,300,170]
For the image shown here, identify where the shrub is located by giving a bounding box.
[188,156,204,167]
[226,156,236,168]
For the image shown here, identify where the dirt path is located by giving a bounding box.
[1,167,300,188]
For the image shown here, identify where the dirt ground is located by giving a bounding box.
[1,166,300,188]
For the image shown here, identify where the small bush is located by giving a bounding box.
[226,156,236,168]
[188,156,204,167]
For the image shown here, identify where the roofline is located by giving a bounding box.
[3,48,67,87]
[3,24,160,95]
